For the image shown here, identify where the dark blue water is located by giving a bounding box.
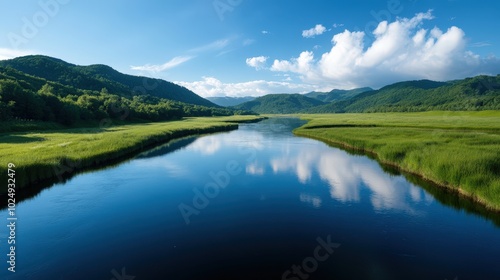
[1,118,500,280]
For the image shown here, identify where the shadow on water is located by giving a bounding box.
[0,134,209,210]
[319,140,500,227]
[135,136,198,159]
[403,174,500,227]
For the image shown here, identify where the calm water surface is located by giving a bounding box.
[1,118,499,280]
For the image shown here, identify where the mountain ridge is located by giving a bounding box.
[305,87,373,102]
[232,93,325,114]
[0,55,252,126]
[0,55,216,107]
[207,96,255,107]
[232,75,500,114]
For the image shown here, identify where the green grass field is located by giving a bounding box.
[294,111,500,210]
[0,116,264,192]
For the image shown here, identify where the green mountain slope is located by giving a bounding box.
[233,94,325,114]
[0,55,215,107]
[306,76,500,113]
[0,56,252,126]
[305,87,372,102]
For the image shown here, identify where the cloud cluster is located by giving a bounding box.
[175,76,319,98]
[269,11,500,89]
[302,24,327,38]
[245,56,268,70]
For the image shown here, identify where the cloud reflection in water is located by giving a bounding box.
[270,142,432,213]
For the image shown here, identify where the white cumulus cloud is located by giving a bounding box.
[246,56,268,70]
[130,56,194,73]
[271,11,500,89]
[302,24,327,38]
[175,77,323,98]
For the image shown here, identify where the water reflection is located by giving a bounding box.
[246,161,265,175]
[271,143,433,213]
[131,118,500,227]
[189,130,266,154]
[4,118,500,280]
[186,121,432,214]
[299,193,322,208]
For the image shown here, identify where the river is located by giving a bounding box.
[1,118,499,280]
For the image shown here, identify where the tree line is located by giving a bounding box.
[0,70,251,125]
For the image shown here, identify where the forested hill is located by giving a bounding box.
[232,94,325,114]
[0,55,214,107]
[306,75,500,113]
[305,87,372,102]
[0,56,251,126]
[232,75,500,114]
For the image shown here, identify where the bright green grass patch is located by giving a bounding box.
[294,111,500,210]
[0,115,264,192]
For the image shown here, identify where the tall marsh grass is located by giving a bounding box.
[294,111,500,210]
[0,116,264,192]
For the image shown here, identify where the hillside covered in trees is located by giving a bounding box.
[306,76,500,113]
[305,87,372,103]
[232,94,325,114]
[232,75,500,114]
[0,56,251,125]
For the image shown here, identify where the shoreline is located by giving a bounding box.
[0,116,266,195]
[294,129,500,213]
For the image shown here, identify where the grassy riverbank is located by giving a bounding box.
[0,116,264,192]
[294,111,500,210]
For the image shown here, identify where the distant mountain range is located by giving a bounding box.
[0,55,250,125]
[304,87,373,102]
[207,96,255,107]
[207,88,371,108]
[233,94,326,114]
[1,55,499,121]
[232,76,500,113]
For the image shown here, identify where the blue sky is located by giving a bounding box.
[1,0,499,97]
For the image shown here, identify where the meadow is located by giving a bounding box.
[294,111,500,210]
[0,116,263,192]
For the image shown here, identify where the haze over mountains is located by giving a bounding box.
[207,96,255,107]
